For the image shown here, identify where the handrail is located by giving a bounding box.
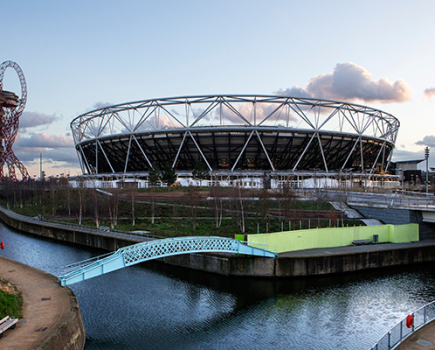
[369,300,435,350]
[0,204,163,240]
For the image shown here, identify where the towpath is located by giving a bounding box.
[0,256,81,349]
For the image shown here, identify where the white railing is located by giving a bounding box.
[369,300,435,349]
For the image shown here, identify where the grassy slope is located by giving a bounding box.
[0,289,23,319]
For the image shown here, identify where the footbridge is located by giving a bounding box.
[58,236,277,286]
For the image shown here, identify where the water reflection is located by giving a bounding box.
[1,224,434,349]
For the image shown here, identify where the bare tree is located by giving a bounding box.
[149,163,161,224]
[211,181,223,228]
[258,174,271,226]
[59,175,72,216]
[49,177,59,216]
[281,181,296,223]
[127,181,137,227]
[229,184,246,233]
[75,178,87,225]
[186,185,200,232]
[237,184,246,233]
[93,189,100,228]
[108,188,120,229]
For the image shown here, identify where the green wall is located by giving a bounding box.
[246,224,419,254]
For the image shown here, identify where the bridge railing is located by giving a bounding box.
[243,241,277,254]
[60,251,117,274]
[369,300,435,350]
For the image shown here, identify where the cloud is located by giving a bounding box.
[276,86,311,99]
[196,103,297,126]
[17,147,78,163]
[423,87,435,101]
[392,149,426,163]
[15,133,74,149]
[13,133,79,173]
[276,62,412,103]
[19,111,58,129]
[91,102,113,110]
[416,135,435,148]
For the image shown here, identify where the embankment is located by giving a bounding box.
[1,206,435,278]
[0,256,85,350]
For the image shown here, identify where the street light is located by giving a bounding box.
[425,147,430,194]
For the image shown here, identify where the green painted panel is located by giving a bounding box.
[247,224,419,253]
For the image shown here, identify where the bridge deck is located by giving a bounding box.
[58,236,276,286]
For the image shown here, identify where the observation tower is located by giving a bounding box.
[0,61,30,182]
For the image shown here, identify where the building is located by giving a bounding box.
[71,95,400,188]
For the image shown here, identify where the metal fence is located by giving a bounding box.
[369,300,435,349]
[0,205,163,241]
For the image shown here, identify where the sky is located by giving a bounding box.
[2,0,435,178]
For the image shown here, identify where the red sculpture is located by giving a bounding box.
[0,61,30,182]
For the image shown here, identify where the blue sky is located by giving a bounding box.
[2,0,435,177]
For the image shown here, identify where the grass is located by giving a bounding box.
[0,289,23,319]
[0,191,363,237]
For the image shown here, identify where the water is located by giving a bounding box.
[1,223,435,350]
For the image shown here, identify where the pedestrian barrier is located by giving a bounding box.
[369,300,435,349]
[58,236,277,286]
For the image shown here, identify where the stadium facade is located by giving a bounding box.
[71,95,400,187]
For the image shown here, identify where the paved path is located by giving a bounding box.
[278,239,435,257]
[0,256,73,349]
[396,320,435,349]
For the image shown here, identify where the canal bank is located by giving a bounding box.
[1,205,435,278]
[0,256,85,349]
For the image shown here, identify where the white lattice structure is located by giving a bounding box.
[71,95,400,176]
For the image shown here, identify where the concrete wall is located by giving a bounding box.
[162,253,276,277]
[39,285,86,350]
[1,207,434,279]
[246,224,419,254]
[275,244,435,277]
[0,210,140,252]
[351,205,435,240]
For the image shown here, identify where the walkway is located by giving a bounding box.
[0,256,85,349]
[330,201,382,226]
[396,320,435,349]
[278,239,435,258]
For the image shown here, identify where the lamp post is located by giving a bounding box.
[425,147,430,194]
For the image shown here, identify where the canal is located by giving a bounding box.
[1,222,435,350]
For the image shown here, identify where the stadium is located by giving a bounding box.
[70,95,400,188]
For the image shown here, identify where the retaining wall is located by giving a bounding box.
[0,209,141,251]
[275,245,435,277]
[350,205,435,240]
[1,208,435,279]
[38,281,86,350]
